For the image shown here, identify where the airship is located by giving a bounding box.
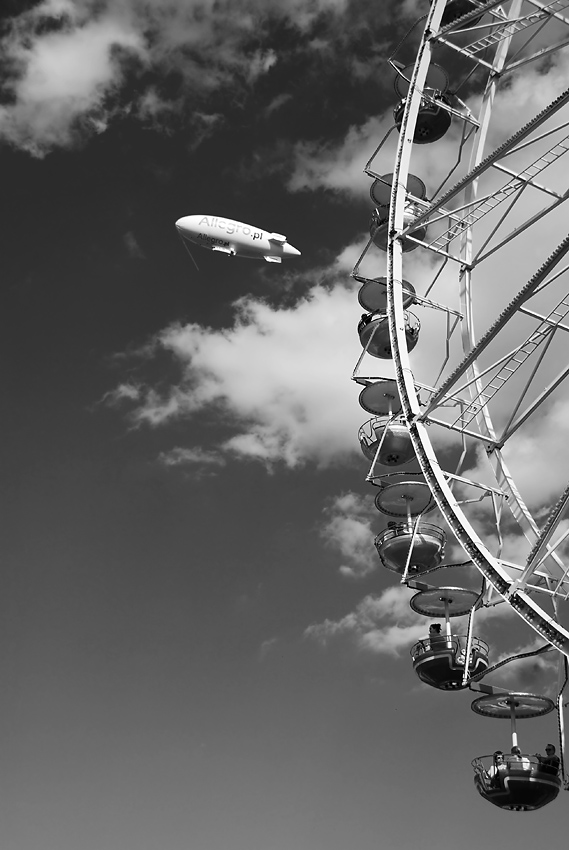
[175,214,301,263]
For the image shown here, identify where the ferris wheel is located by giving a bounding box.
[351,0,569,810]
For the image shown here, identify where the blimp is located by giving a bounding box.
[176,214,301,263]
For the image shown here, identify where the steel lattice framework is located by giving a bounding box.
[353,0,569,654]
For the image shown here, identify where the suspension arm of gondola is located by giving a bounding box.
[462,593,482,687]
[365,410,399,482]
[351,317,383,379]
[363,126,398,178]
[350,234,376,281]
[401,515,423,585]
[557,656,568,784]
[432,312,462,389]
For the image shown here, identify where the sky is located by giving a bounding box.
[2,1,569,848]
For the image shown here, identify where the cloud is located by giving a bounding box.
[157,446,227,480]
[247,48,278,82]
[158,446,226,468]
[123,230,146,259]
[104,382,143,403]
[320,491,378,578]
[0,0,419,157]
[259,637,278,660]
[286,33,569,205]
[0,3,145,155]
[110,279,371,468]
[484,638,559,695]
[461,398,569,512]
[287,115,389,196]
[305,586,427,656]
[303,572,527,662]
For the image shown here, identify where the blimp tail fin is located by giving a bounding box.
[264,255,282,263]
[268,232,286,244]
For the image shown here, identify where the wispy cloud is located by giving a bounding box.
[0,1,145,156]
[320,491,378,578]
[158,446,226,479]
[484,638,559,696]
[158,446,226,468]
[0,0,418,157]
[462,399,569,512]
[109,280,368,468]
[305,586,427,656]
[304,576,527,668]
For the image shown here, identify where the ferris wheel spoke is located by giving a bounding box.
[420,233,569,419]
[513,483,569,594]
[405,89,569,254]
[435,1,569,64]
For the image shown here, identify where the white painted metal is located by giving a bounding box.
[355,0,569,654]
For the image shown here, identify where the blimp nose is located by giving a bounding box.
[175,215,199,238]
[283,242,301,258]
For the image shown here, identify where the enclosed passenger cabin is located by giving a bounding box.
[370,173,427,209]
[357,277,416,313]
[358,311,420,358]
[393,63,451,144]
[394,95,452,144]
[411,634,489,690]
[374,520,444,573]
[369,173,428,252]
[409,586,487,689]
[472,754,561,811]
[370,207,428,252]
[470,692,559,811]
[359,416,415,465]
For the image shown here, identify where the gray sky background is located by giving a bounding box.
[2,1,569,848]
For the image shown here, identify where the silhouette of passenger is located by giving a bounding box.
[488,751,505,787]
[429,623,444,650]
[536,744,560,775]
[507,746,530,770]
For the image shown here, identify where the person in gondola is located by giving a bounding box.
[428,623,445,650]
[488,751,505,788]
[535,744,560,775]
[358,312,374,332]
[507,746,530,770]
